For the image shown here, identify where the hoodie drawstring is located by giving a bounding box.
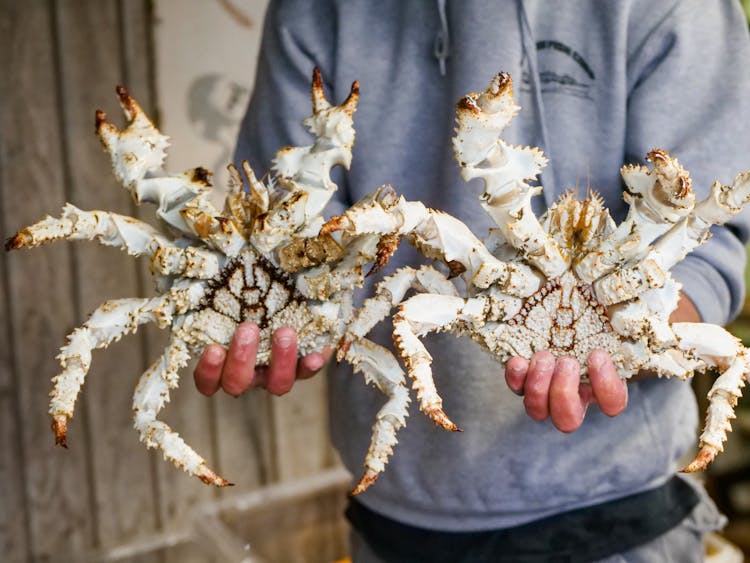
[516,0,557,202]
[434,0,450,76]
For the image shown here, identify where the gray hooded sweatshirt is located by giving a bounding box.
[236,0,750,531]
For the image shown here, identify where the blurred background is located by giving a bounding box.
[1,1,749,562]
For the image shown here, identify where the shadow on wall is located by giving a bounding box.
[187,73,251,174]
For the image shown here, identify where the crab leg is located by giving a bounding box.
[575,150,695,283]
[325,195,541,295]
[393,293,488,431]
[453,72,568,278]
[344,265,458,348]
[50,294,175,446]
[342,338,411,494]
[6,204,223,279]
[6,204,224,279]
[615,322,748,471]
[133,335,229,486]
[670,324,749,472]
[607,280,682,354]
[594,170,750,306]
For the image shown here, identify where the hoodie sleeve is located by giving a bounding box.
[624,0,750,325]
[233,0,349,216]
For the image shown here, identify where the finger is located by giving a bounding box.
[297,346,334,380]
[549,356,588,433]
[504,356,529,395]
[588,349,628,417]
[220,323,260,396]
[194,344,226,396]
[523,351,555,421]
[267,327,297,395]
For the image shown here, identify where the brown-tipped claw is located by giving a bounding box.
[52,416,68,448]
[425,406,461,432]
[342,80,360,115]
[680,447,717,473]
[5,232,27,251]
[115,85,136,116]
[197,465,234,487]
[350,470,378,495]
[95,109,107,129]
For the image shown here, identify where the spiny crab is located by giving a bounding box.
[327,71,750,489]
[5,69,413,491]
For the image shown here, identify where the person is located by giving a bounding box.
[194,1,750,560]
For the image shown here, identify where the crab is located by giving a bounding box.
[326,71,750,487]
[5,69,412,491]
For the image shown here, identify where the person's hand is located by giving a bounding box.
[193,323,333,397]
[504,350,627,432]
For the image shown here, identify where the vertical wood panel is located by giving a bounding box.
[53,1,159,550]
[214,392,276,492]
[1,2,94,559]
[272,373,334,481]
[0,395,30,562]
[0,4,30,547]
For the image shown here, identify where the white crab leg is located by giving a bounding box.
[6,204,223,279]
[594,170,750,306]
[130,169,213,237]
[343,265,458,353]
[411,211,541,294]
[575,149,695,283]
[393,293,488,431]
[669,323,749,472]
[616,322,748,470]
[453,72,568,278]
[607,279,682,352]
[324,195,541,296]
[50,294,175,446]
[342,338,410,494]
[133,334,230,486]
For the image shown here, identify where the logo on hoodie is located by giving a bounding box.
[520,40,595,100]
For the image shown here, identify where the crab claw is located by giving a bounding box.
[351,470,379,495]
[342,80,360,116]
[4,231,29,251]
[197,466,234,487]
[425,406,462,433]
[680,447,717,473]
[311,67,331,114]
[52,416,68,448]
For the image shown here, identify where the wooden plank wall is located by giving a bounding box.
[0,2,336,562]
